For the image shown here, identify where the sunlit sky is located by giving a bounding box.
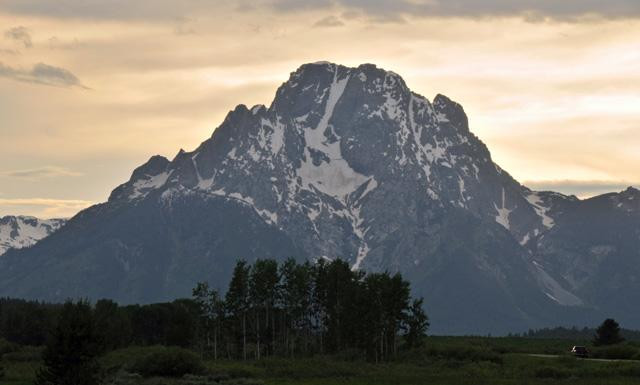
[1,1,639,218]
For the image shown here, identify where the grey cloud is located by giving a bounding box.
[4,26,32,48]
[313,15,344,27]
[0,62,87,88]
[284,0,640,21]
[524,180,640,198]
[2,0,640,21]
[0,166,83,179]
[0,0,219,20]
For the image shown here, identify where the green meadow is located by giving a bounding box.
[4,336,640,385]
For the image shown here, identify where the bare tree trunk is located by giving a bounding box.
[256,308,261,360]
[393,327,398,357]
[271,308,276,356]
[243,313,247,361]
[214,323,218,360]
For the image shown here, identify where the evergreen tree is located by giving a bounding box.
[94,299,131,351]
[280,258,312,356]
[225,260,251,360]
[594,318,625,346]
[35,299,102,385]
[249,259,280,358]
[403,298,429,349]
[193,282,223,359]
[321,259,361,353]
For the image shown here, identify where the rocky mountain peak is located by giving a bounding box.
[2,62,639,335]
[0,215,66,256]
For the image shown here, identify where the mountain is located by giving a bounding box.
[0,216,66,256]
[0,62,637,334]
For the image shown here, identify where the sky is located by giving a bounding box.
[0,1,639,218]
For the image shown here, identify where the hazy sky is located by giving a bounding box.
[1,1,639,218]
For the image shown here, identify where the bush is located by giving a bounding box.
[425,346,503,365]
[35,300,103,385]
[256,357,359,379]
[130,346,205,377]
[534,366,572,379]
[0,338,18,356]
[592,345,638,360]
[2,346,43,362]
[616,364,640,378]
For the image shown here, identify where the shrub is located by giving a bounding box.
[592,345,638,360]
[425,346,503,365]
[534,366,572,379]
[130,346,205,377]
[616,364,640,378]
[35,300,103,385]
[0,338,18,356]
[256,357,359,379]
[2,346,43,362]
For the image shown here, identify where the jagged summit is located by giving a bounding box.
[104,62,569,268]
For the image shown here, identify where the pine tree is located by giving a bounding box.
[249,259,280,358]
[192,282,222,359]
[225,260,251,360]
[403,298,429,349]
[280,258,312,356]
[594,318,624,346]
[35,299,102,385]
[94,299,131,351]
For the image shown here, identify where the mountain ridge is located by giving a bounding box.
[0,62,638,334]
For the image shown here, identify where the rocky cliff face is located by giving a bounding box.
[0,62,637,334]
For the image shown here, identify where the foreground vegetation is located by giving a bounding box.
[3,336,640,385]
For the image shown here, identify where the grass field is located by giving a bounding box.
[3,336,640,385]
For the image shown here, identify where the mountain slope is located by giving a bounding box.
[0,62,636,334]
[0,216,66,256]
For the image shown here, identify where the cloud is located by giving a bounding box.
[0,48,19,55]
[0,198,93,219]
[314,15,345,27]
[173,16,197,35]
[271,0,640,21]
[0,61,87,88]
[4,26,32,48]
[0,0,217,20]
[524,180,640,198]
[2,0,640,22]
[0,166,83,179]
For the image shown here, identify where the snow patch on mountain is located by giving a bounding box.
[297,65,369,198]
[494,188,512,230]
[532,261,583,306]
[130,171,172,200]
[0,216,66,256]
[209,189,278,224]
[526,192,555,229]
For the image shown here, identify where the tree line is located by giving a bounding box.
[0,258,428,363]
[0,297,198,350]
[193,258,428,362]
[514,322,640,343]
